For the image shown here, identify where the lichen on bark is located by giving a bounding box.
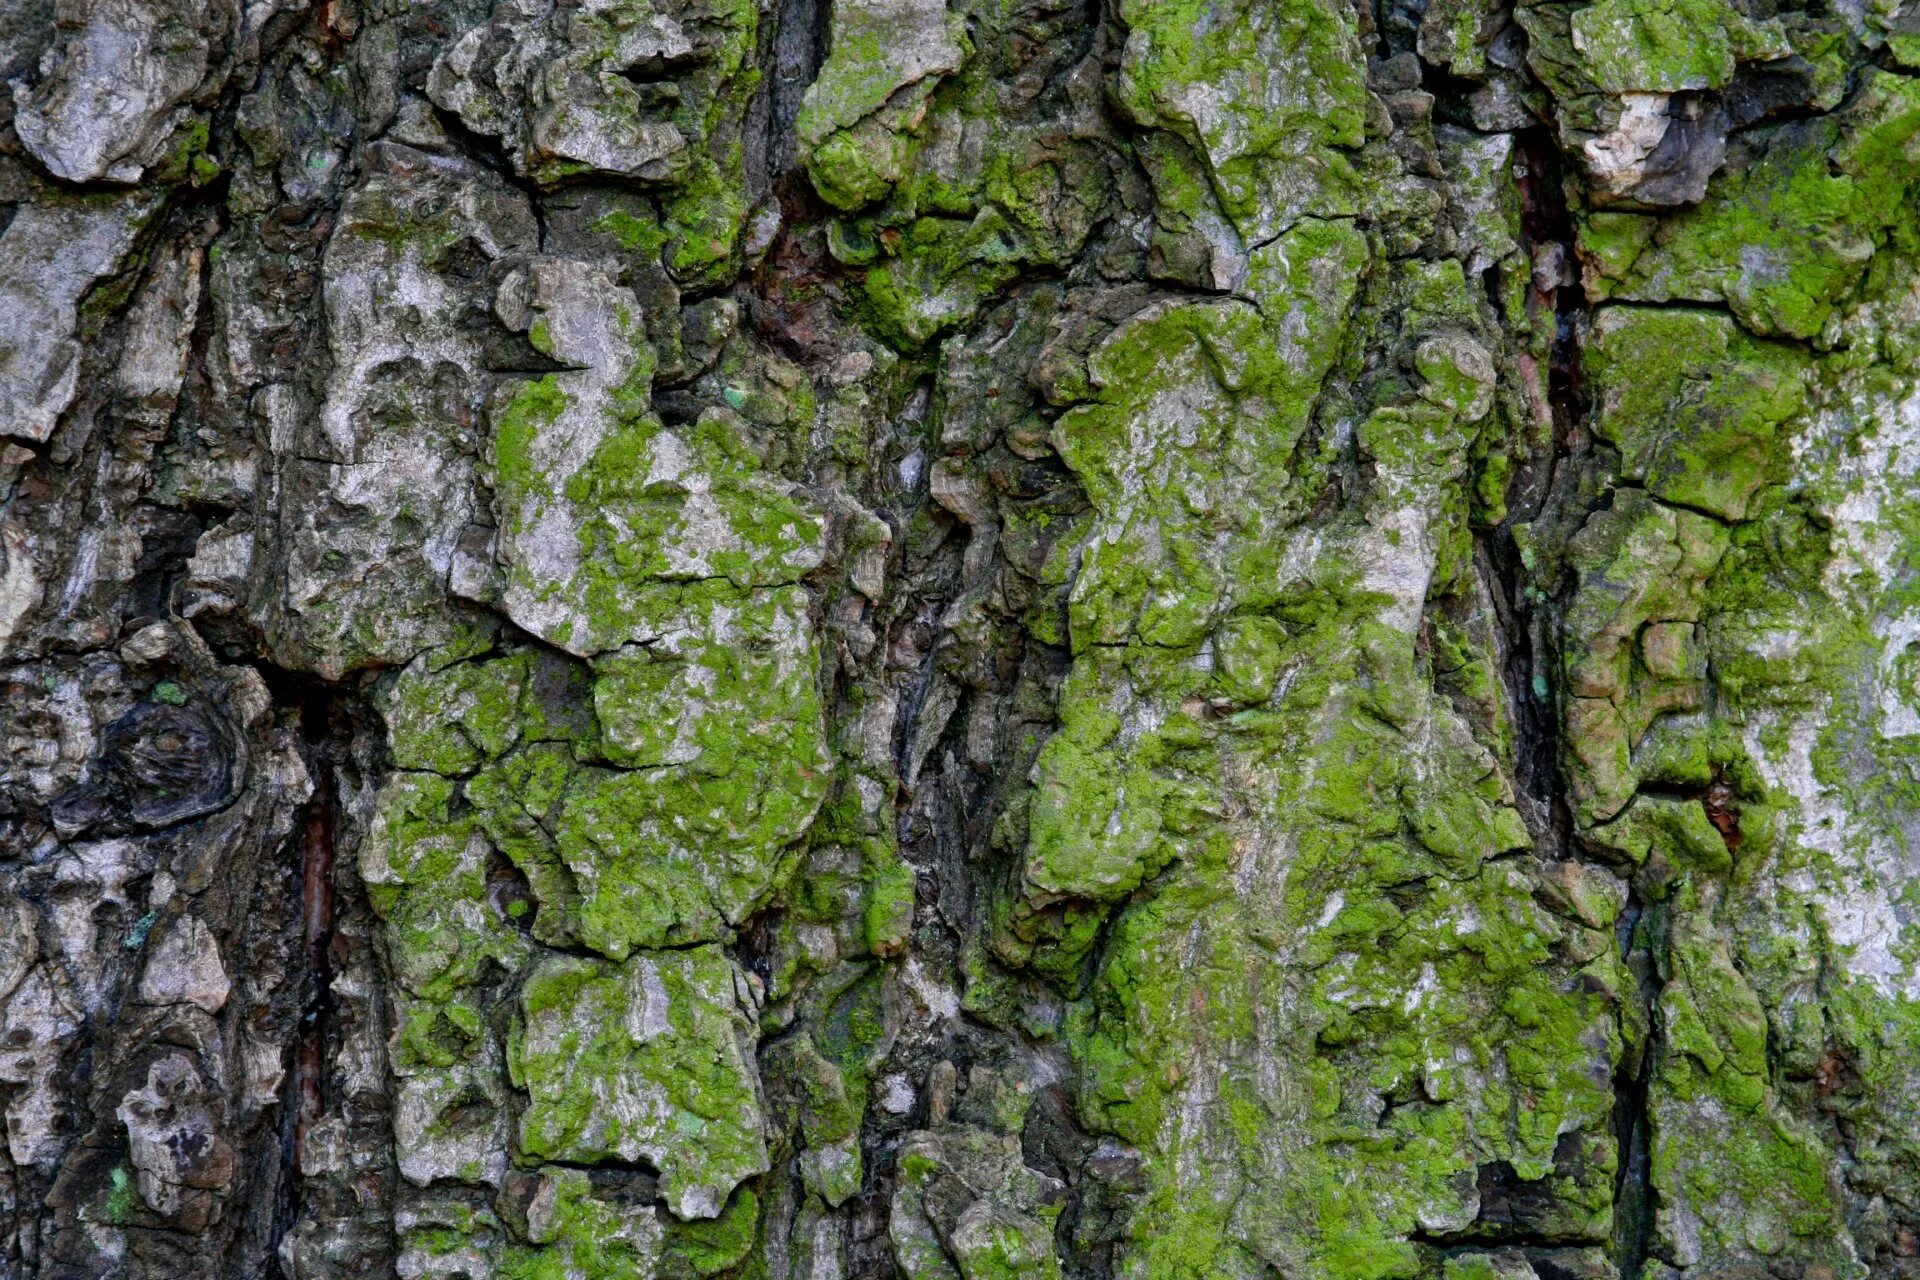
[3,0,1920,1277]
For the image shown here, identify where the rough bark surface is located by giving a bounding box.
[3,0,1920,1277]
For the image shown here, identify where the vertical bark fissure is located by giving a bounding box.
[288,690,337,1212]
[764,0,834,189]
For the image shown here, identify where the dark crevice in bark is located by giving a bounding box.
[292,690,338,1165]
[535,1153,666,1180]
[249,662,361,1268]
[1493,124,1585,859]
[760,0,832,192]
[747,178,864,365]
[1701,766,1743,851]
[1611,891,1662,1280]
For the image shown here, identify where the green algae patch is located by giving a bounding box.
[500,1167,665,1279]
[1051,535,1609,1278]
[487,255,825,661]
[802,11,1109,347]
[550,740,823,958]
[1049,220,1367,650]
[1643,878,1857,1270]
[499,580,833,959]
[1580,70,1920,340]
[1585,307,1811,521]
[1561,489,1728,824]
[796,0,967,211]
[380,650,595,776]
[511,946,769,1220]
[660,1187,762,1278]
[1569,0,1789,94]
[999,212,1632,1277]
[361,771,532,1005]
[1111,0,1368,239]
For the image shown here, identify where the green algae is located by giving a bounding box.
[1585,307,1811,522]
[1111,0,1368,239]
[1569,0,1788,94]
[1579,70,1920,340]
[511,946,769,1220]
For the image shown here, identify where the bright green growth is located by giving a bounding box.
[864,843,917,957]
[1049,219,1368,649]
[1644,879,1855,1270]
[590,583,824,774]
[1585,307,1810,521]
[1003,222,1368,981]
[361,771,531,1004]
[104,1165,137,1224]
[1569,0,1789,94]
[510,946,769,1220]
[437,0,762,282]
[1008,645,1208,984]
[1561,490,1727,824]
[801,5,1108,347]
[491,375,569,498]
[533,581,828,958]
[488,258,824,659]
[499,1167,664,1280]
[660,1187,762,1278]
[1018,229,1619,1279]
[795,0,966,210]
[362,764,533,1188]
[1580,71,1920,339]
[1111,0,1368,238]
[381,650,592,776]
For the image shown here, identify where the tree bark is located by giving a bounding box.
[2,0,1918,1277]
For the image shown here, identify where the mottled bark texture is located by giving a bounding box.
[2,0,1919,1277]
